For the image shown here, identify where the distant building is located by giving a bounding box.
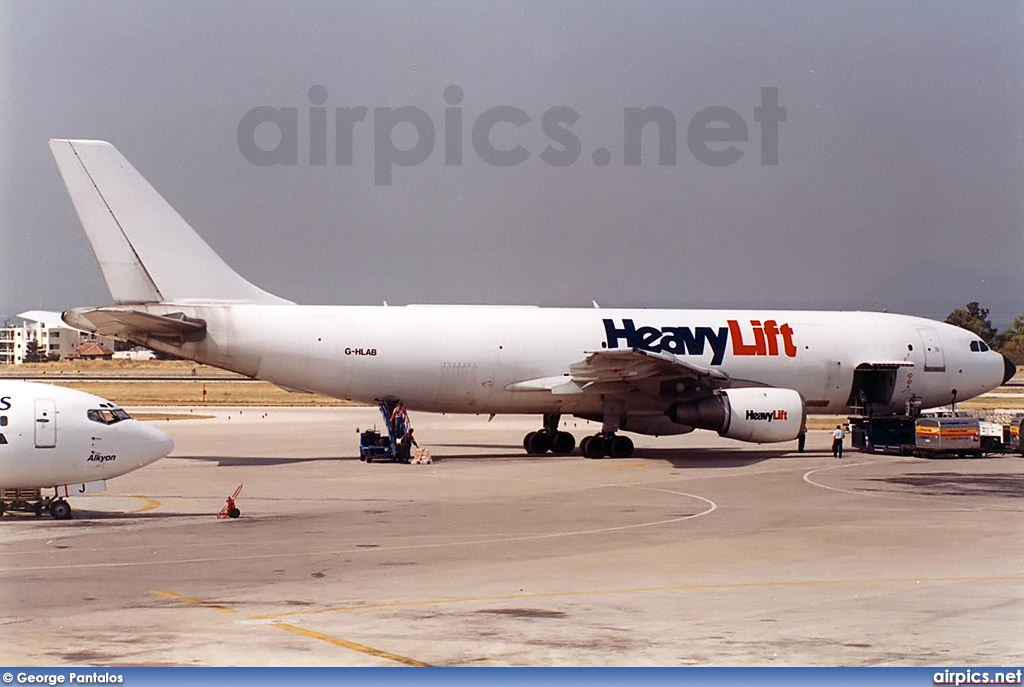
[0,320,117,365]
[66,341,115,361]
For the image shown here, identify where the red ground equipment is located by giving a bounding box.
[217,484,243,519]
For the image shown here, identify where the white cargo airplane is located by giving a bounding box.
[49,139,1015,458]
[0,380,173,518]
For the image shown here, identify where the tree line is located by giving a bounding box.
[945,302,1023,365]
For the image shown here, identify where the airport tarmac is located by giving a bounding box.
[1,407,1022,666]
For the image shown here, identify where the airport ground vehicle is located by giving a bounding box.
[849,415,916,455]
[0,488,46,517]
[914,417,983,458]
[850,413,1015,458]
[1010,416,1023,455]
[359,402,412,463]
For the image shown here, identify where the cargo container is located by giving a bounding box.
[914,417,982,457]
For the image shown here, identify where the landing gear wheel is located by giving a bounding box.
[551,431,576,455]
[524,413,576,456]
[523,431,536,452]
[49,500,72,520]
[526,431,552,455]
[610,435,634,458]
[583,435,607,459]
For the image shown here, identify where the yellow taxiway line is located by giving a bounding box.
[127,496,163,514]
[272,623,430,667]
[153,589,429,666]
[157,574,1022,665]
[153,589,237,614]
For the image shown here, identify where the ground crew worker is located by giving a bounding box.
[390,402,408,437]
[399,427,419,463]
[832,425,845,459]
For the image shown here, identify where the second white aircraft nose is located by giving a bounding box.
[137,424,174,465]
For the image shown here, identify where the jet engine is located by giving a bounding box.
[668,387,806,443]
[618,415,696,436]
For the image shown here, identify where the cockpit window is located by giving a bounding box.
[87,408,132,424]
[969,341,990,353]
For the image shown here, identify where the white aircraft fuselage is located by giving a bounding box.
[77,303,1009,420]
[0,381,173,517]
[49,139,1015,457]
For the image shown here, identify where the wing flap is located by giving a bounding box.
[508,348,731,396]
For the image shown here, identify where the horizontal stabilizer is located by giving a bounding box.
[17,310,76,329]
[63,307,206,342]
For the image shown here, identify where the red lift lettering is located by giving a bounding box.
[727,319,797,358]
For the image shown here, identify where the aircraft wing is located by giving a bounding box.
[62,307,206,342]
[507,348,731,396]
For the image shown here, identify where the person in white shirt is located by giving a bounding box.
[832,425,845,459]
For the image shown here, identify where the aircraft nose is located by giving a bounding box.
[1003,354,1017,385]
[139,424,174,464]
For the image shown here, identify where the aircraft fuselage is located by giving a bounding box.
[113,304,1008,424]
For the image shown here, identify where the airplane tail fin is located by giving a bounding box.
[48,139,291,305]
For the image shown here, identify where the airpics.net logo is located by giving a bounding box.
[237,85,785,185]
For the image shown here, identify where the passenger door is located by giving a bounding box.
[34,399,57,448]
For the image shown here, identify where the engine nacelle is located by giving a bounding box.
[669,387,806,443]
[619,415,696,436]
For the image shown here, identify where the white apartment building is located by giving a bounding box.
[0,320,116,365]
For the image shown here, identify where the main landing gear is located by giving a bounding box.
[521,411,636,458]
[580,433,634,459]
[580,398,635,458]
[523,413,576,455]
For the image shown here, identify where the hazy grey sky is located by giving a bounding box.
[2,1,1022,326]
